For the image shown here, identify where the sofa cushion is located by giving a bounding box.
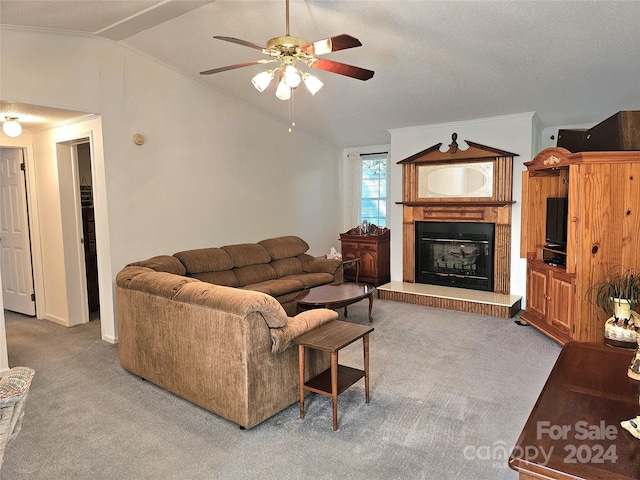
[127,271,200,299]
[280,272,334,289]
[241,278,305,297]
[270,257,304,278]
[130,255,186,276]
[269,311,339,353]
[222,243,271,267]
[172,282,288,328]
[258,236,309,260]
[234,264,277,286]
[174,248,233,274]
[191,271,239,288]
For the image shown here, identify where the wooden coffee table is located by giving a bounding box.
[294,320,374,430]
[295,283,375,322]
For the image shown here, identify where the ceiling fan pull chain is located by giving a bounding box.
[288,91,296,133]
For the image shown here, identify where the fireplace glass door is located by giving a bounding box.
[415,222,495,292]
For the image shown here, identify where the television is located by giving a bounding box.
[545,197,568,248]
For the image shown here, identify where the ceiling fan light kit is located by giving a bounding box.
[199,0,373,102]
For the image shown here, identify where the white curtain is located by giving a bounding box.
[345,151,362,229]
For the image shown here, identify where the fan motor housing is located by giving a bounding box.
[267,35,308,54]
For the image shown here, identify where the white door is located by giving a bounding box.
[0,148,36,315]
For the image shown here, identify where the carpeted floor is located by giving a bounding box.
[2,299,561,479]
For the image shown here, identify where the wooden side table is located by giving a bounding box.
[294,320,374,430]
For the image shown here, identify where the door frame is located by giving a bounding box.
[56,138,91,325]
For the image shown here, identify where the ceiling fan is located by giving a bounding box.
[199,0,374,101]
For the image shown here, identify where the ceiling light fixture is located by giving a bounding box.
[2,117,22,137]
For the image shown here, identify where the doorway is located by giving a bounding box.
[1,141,100,321]
[77,142,100,318]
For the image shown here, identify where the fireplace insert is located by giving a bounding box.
[415,221,495,292]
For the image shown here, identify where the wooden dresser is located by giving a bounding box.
[339,228,390,286]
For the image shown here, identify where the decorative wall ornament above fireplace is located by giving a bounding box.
[396,133,518,295]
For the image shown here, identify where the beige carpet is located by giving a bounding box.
[2,298,560,479]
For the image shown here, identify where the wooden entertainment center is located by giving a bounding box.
[520,147,640,344]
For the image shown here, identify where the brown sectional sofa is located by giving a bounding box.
[116,236,343,429]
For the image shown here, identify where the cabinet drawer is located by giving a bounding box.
[341,242,359,251]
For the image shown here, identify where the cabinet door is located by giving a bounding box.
[548,271,574,335]
[527,264,548,321]
[359,244,378,278]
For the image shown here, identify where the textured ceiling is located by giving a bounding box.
[2,0,640,147]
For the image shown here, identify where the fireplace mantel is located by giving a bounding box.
[396,134,518,295]
[397,201,515,207]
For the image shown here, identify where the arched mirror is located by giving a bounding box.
[418,162,493,198]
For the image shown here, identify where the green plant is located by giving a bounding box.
[585,266,640,318]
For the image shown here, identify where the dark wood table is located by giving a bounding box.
[509,342,640,480]
[294,320,374,431]
[295,283,375,322]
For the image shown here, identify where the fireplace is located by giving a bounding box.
[394,134,517,296]
[415,221,494,291]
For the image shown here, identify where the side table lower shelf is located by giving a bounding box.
[304,365,365,397]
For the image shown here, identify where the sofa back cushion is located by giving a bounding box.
[258,236,309,260]
[174,248,233,274]
[222,243,272,267]
[129,255,186,276]
[270,257,304,278]
[234,264,277,286]
[191,271,239,287]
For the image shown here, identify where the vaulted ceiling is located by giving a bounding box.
[2,0,639,147]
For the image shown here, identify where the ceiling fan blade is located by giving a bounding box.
[213,36,273,54]
[309,58,374,81]
[301,34,362,56]
[200,59,276,75]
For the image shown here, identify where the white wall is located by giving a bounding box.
[0,271,7,375]
[388,112,538,300]
[540,122,596,150]
[1,27,342,343]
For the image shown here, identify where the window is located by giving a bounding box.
[360,154,387,227]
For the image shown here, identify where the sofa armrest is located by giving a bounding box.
[300,255,342,275]
[269,309,339,353]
